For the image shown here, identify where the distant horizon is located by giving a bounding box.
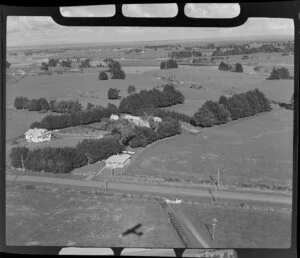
[7,34,294,50]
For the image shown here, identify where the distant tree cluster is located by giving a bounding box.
[104,58,126,80]
[61,59,72,68]
[108,88,120,100]
[119,84,185,114]
[128,117,181,148]
[79,59,91,68]
[160,59,178,69]
[267,67,292,80]
[40,62,49,71]
[212,43,287,56]
[10,146,87,174]
[191,89,271,127]
[169,50,202,59]
[30,105,112,130]
[218,62,243,73]
[14,97,82,113]
[48,58,60,67]
[127,85,136,95]
[144,44,179,49]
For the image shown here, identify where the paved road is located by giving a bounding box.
[6,175,292,205]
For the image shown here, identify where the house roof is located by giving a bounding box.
[106,154,131,164]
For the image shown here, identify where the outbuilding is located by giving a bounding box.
[105,154,131,168]
[25,128,52,143]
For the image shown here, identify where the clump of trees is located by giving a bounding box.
[119,84,185,114]
[6,61,11,68]
[218,62,243,73]
[48,58,60,67]
[99,71,108,80]
[30,105,112,130]
[61,59,72,68]
[267,67,292,80]
[104,59,126,79]
[160,59,178,69]
[40,62,49,71]
[191,89,271,127]
[108,88,120,100]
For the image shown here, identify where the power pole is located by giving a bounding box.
[212,218,218,245]
[104,180,108,192]
[217,168,220,191]
[21,155,25,174]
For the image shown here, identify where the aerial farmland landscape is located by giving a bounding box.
[5,11,294,252]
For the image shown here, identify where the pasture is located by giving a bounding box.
[126,108,293,190]
[178,202,291,248]
[6,185,183,247]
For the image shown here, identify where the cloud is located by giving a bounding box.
[122,4,178,17]
[60,5,115,17]
[185,3,240,18]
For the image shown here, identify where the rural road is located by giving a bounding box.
[6,175,292,205]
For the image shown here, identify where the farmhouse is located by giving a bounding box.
[110,114,119,121]
[25,128,52,143]
[105,154,131,168]
[122,114,150,128]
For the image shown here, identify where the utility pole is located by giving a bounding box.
[21,155,25,174]
[217,168,220,191]
[212,218,218,245]
[104,180,108,192]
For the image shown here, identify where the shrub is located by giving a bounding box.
[156,117,181,139]
[203,101,231,124]
[127,85,136,95]
[99,71,108,80]
[14,96,29,109]
[108,88,120,99]
[6,60,11,68]
[191,106,218,127]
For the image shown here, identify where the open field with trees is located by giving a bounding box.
[126,108,293,191]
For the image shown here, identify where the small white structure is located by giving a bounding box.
[105,154,131,168]
[25,128,51,143]
[122,150,135,155]
[110,114,119,121]
[164,198,182,204]
[122,114,150,128]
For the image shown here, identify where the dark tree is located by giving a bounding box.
[108,88,120,99]
[99,71,108,80]
[48,58,59,67]
[6,60,11,68]
[127,85,136,95]
[111,69,126,79]
[192,106,217,127]
[40,62,49,71]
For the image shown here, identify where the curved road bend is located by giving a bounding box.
[6,175,292,205]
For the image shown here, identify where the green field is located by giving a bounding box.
[178,202,291,248]
[126,108,293,190]
[6,185,183,247]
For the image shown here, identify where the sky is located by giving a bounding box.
[7,4,294,47]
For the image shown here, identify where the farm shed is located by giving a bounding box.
[25,128,52,143]
[105,154,131,168]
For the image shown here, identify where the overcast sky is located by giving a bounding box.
[7,4,294,47]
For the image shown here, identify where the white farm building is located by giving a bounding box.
[105,154,131,168]
[25,128,52,143]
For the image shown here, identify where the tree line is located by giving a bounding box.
[191,89,271,127]
[168,50,202,59]
[9,136,124,174]
[14,97,82,113]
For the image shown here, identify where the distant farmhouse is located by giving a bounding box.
[25,128,52,143]
[110,114,162,128]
